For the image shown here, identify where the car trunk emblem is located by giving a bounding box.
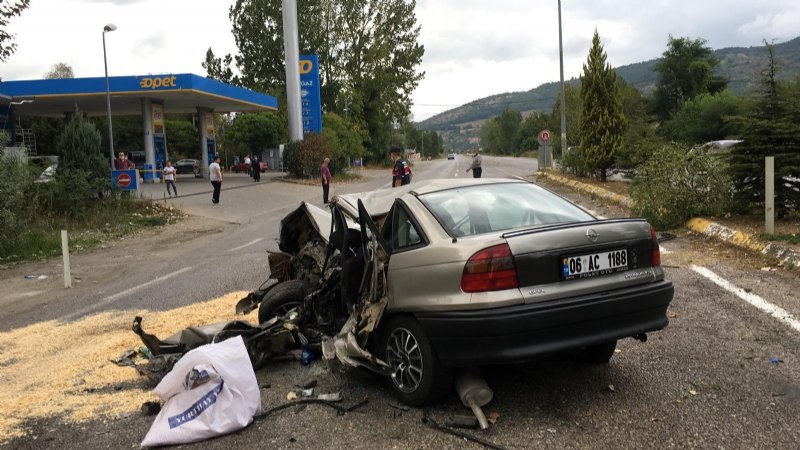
[586,228,599,243]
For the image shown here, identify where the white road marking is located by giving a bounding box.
[692,265,800,334]
[63,266,194,320]
[229,237,263,252]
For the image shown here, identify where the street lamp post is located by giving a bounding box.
[102,23,117,168]
[558,0,567,158]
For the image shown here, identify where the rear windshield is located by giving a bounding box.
[419,182,595,237]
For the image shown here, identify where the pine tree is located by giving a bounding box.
[727,42,800,216]
[578,30,626,181]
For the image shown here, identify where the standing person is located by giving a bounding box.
[320,157,332,204]
[466,148,482,178]
[114,152,127,170]
[251,155,261,182]
[209,155,222,204]
[389,147,412,187]
[244,154,251,177]
[163,161,177,197]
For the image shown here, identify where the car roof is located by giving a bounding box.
[335,177,524,219]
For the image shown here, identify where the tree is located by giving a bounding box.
[496,108,522,155]
[0,0,29,62]
[226,112,286,158]
[578,31,626,181]
[202,48,236,85]
[651,36,728,121]
[518,112,550,153]
[663,90,743,144]
[479,119,501,154]
[44,62,74,79]
[616,78,663,170]
[164,120,199,159]
[727,42,800,216]
[322,112,365,173]
[220,0,424,160]
[549,83,581,155]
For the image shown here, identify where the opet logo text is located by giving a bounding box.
[140,76,177,89]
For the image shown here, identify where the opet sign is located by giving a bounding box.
[139,76,177,90]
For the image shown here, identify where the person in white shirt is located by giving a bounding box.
[244,155,251,177]
[209,155,223,204]
[163,161,177,197]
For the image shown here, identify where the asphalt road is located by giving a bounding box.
[2,155,799,449]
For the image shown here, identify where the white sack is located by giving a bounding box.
[141,336,261,447]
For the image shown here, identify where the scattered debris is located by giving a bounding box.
[446,415,478,429]
[547,428,557,434]
[257,397,368,419]
[140,401,161,416]
[260,383,271,389]
[422,412,509,450]
[607,384,616,393]
[300,388,314,397]
[388,402,410,412]
[317,392,343,402]
[689,390,698,396]
[668,310,679,319]
[771,357,784,364]
[287,391,298,401]
[111,349,137,367]
[301,379,317,389]
[486,411,500,425]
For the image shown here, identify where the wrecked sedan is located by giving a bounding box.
[241,178,674,405]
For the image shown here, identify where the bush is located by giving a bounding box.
[0,146,35,254]
[559,147,591,177]
[39,167,96,216]
[630,144,731,229]
[282,134,330,178]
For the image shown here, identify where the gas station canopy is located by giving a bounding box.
[0,73,277,117]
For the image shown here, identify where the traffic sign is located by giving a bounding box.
[117,173,132,187]
[538,129,553,145]
[112,169,138,191]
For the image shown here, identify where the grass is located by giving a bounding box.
[757,232,800,245]
[0,198,181,264]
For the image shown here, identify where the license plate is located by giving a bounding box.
[562,249,628,280]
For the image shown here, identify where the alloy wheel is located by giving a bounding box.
[386,327,424,393]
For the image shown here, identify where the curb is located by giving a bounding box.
[537,171,800,269]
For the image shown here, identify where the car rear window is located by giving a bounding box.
[419,182,595,237]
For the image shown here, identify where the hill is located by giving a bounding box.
[418,36,800,132]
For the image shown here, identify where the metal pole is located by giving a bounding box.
[103,31,115,168]
[282,0,303,142]
[61,230,72,288]
[558,0,567,158]
[765,156,775,235]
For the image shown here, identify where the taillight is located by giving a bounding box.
[461,243,519,293]
[650,226,661,267]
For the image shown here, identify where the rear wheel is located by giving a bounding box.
[378,315,451,406]
[577,340,617,364]
[257,280,310,324]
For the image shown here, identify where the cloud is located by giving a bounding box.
[737,8,800,41]
[132,31,167,58]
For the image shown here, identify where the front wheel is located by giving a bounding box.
[257,280,310,324]
[378,315,451,406]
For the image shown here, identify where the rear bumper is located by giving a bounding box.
[414,280,674,367]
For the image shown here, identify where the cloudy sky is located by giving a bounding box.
[3,0,799,121]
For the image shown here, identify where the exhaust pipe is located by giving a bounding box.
[455,367,493,430]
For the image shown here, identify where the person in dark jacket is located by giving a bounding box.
[389,147,411,187]
[251,155,261,182]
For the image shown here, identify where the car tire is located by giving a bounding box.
[257,280,310,324]
[576,340,617,364]
[378,315,452,406]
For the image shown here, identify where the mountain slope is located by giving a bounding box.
[419,36,800,131]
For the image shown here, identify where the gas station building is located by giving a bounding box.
[0,74,278,177]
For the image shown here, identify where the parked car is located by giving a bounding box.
[175,159,202,177]
[237,178,674,406]
[232,161,269,173]
[447,153,456,160]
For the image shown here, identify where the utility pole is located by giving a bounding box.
[282,0,303,141]
[558,0,567,157]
